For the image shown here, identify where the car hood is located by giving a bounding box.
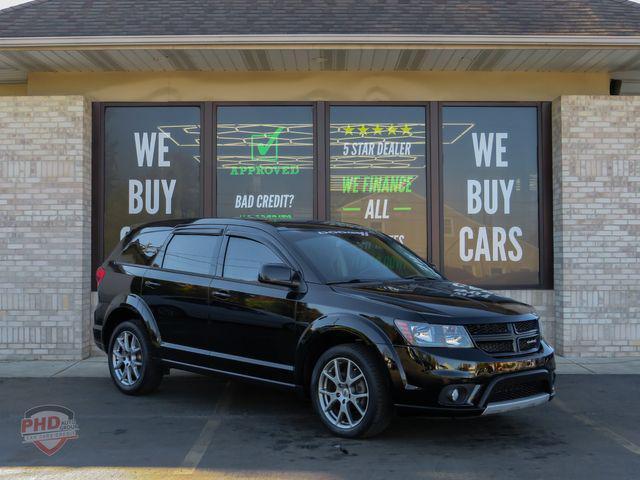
[332,279,535,321]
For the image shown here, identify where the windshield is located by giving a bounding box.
[280,228,442,284]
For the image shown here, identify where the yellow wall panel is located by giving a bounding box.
[27,71,609,101]
[0,84,28,96]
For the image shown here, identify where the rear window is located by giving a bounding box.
[162,234,222,276]
[118,228,172,266]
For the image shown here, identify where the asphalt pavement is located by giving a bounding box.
[0,372,639,480]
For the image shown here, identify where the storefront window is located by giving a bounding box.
[441,106,540,286]
[329,106,428,258]
[97,101,549,290]
[216,106,314,220]
[103,106,202,253]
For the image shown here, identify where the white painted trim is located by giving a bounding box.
[0,34,640,48]
[611,70,640,80]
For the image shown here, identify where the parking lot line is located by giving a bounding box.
[175,381,235,475]
[554,398,640,456]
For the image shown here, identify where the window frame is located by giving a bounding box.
[437,101,553,290]
[92,101,207,288]
[93,100,552,291]
[323,101,432,263]
[213,101,318,220]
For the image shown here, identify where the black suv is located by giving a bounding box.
[94,219,555,438]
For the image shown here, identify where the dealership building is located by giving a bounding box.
[0,0,639,360]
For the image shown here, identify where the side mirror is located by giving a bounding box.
[258,263,301,289]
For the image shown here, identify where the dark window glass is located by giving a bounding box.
[441,106,539,287]
[162,235,221,276]
[281,229,440,284]
[104,106,202,254]
[216,106,314,220]
[223,237,281,282]
[118,228,172,266]
[329,106,428,258]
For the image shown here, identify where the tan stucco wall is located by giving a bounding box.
[25,71,609,101]
[0,84,27,96]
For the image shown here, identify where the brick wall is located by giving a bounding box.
[552,96,640,357]
[0,96,91,360]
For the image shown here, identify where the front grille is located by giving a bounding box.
[514,320,539,334]
[476,340,514,354]
[488,379,548,403]
[466,319,541,357]
[466,323,509,336]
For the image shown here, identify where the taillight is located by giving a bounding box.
[96,266,106,287]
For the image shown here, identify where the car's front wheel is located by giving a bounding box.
[311,344,392,438]
[108,320,163,395]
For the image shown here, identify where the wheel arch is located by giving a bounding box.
[295,314,407,396]
[102,294,161,351]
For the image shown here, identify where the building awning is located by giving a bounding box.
[1,0,640,83]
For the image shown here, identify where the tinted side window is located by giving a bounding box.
[223,237,281,282]
[118,228,172,266]
[162,234,222,276]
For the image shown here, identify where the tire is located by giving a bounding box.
[108,320,163,395]
[311,343,393,438]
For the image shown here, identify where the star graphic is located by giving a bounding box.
[373,124,383,135]
[358,124,369,136]
[387,124,397,135]
[344,124,354,135]
[401,124,412,135]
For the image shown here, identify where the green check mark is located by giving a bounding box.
[251,127,285,163]
[256,127,284,156]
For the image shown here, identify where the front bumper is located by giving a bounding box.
[482,392,550,416]
[390,340,555,416]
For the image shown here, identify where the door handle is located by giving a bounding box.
[144,280,161,288]
[212,290,231,299]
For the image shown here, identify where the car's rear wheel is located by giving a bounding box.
[311,344,392,438]
[108,320,162,395]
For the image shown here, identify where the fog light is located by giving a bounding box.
[439,385,475,406]
[449,388,460,402]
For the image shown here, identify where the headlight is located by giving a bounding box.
[394,320,473,348]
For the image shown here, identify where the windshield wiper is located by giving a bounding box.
[400,275,438,281]
[328,276,436,285]
[327,278,377,285]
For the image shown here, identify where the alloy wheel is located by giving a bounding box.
[112,330,143,387]
[318,357,369,429]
